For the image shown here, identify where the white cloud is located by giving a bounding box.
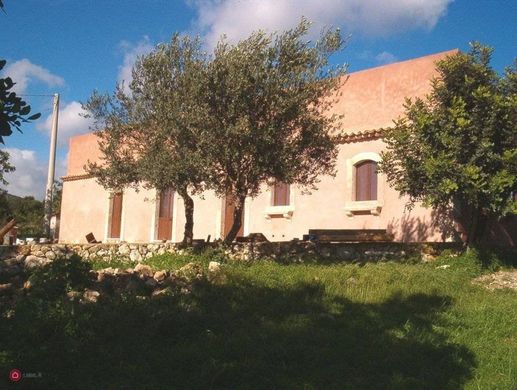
[37,101,93,146]
[189,0,452,48]
[1,59,65,94]
[375,51,398,65]
[117,36,154,93]
[1,148,67,200]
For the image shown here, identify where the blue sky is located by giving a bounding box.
[0,0,515,199]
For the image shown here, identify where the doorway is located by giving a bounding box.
[157,188,174,241]
[221,195,244,239]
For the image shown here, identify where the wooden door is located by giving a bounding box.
[222,195,244,239]
[109,192,123,238]
[157,188,174,241]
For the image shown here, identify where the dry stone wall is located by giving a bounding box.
[0,241,464,264]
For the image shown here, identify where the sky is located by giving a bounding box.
[0,0,515,199]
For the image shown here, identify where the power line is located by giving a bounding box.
[17,94,55,97]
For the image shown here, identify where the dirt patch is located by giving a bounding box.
[473,270,517,291]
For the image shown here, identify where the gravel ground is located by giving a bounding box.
[473,270,517,291]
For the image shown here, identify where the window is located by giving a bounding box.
[355,160,378,201]
[272,182,290,206]
[109,192,123,239]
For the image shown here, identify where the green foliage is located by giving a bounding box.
[84,20,346,245]
[0,59,41,186]
[27,255,92,300]
[379,43,517,246]
[84,34,207,245]
[201,19,346,243]
[7,195,45,237]
[1,254,516,388]
[51,180,62,215]
[0,59,41,143]
[0,149,13,186]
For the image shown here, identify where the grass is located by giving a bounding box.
[0,250,516,389]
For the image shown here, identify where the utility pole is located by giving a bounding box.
[43,93,59,240]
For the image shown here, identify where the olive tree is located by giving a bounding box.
[200,19,347,244]
[84,35,208,245]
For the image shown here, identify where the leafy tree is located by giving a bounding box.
[84,35,208,245]
[0,59,41,143]
[51,180,62,215]
[0,193,46,238]
[379,43,517,247]
[0,59,41,185]
[200,19,346,244]
[0,190,12,223]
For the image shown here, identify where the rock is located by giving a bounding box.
[4,258,22,266]
[153,270,167,282]
[0,283,13,293]
[162,275,179,288]
[45,251,57,260]
[118,244,130,256]
[174,262,204,282]
[83,289,100,303]
[16,246,31,256]
[151,288,171,298]
[129,250,142,262]
[67,290,82,300]
[145,278,158,288]
[134,263,153,277]
[24,255,50,269]
[208,261,221,273]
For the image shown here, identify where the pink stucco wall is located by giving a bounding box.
[59,49,465,244]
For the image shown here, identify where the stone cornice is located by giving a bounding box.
[61,173,93,182]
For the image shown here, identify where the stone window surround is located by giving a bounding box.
[344,152,384,217]
[265,182,295,219]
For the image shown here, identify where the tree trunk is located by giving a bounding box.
[177,187,194,247]
[465,205,487,249]
[223,195,246,245]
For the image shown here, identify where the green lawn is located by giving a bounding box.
[1,250,516,389]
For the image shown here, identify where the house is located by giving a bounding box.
[58,49,517,245]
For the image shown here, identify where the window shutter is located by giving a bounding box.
[355,161,378,201]
[273,182,290,206]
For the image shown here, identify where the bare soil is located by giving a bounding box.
[473,270,517,291]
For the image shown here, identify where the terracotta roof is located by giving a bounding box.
[338,128,386,144]
[61,173,93,182]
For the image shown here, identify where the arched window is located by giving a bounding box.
[355,160,378,201]
[272,182,290,206]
